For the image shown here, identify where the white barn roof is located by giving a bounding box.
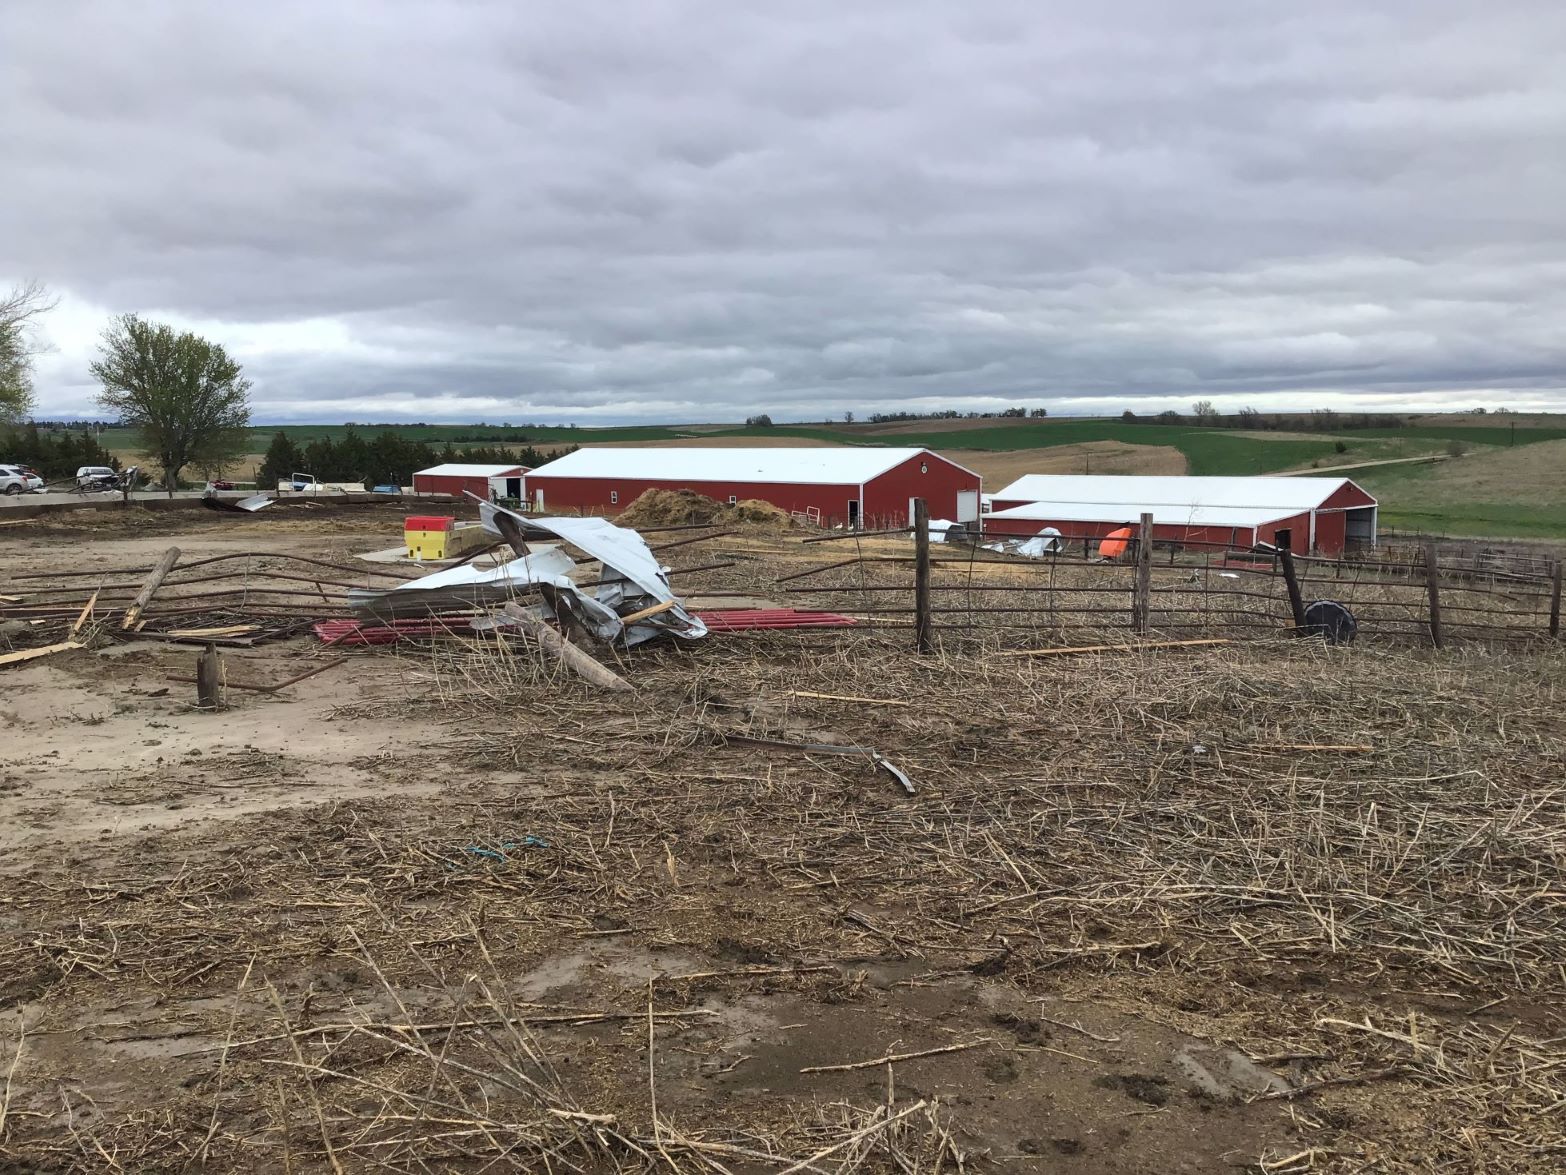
[990,474,1366,512]
[416,463,527,477]
[986,500,1301,530]
[527,446,973,485]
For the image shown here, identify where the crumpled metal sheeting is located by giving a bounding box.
[347,545,580,621]
[480,504,709,643]
[349,509,707,647]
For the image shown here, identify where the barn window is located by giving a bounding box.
[920,462,928,473]
[610,491,618,505]
[728,495,738,504]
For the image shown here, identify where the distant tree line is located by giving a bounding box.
[1121,405,1409,430]
[257,428,576,488]
[862,407,1048,424]
[339,421,581,439]
[0,423,121,481]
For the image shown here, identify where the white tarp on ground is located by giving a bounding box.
[1016,527,1063,557]
[480,503,709,643]
[396,545,576,591]
[927,519,955,543]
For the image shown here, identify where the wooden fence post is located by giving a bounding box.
[913,498,933,654]
[1424,541,1444,649]
[1133,513,1153,635]
[196,643,222,709]
[1550,559,1563,638]
[122,545,181,629]
[1279,549,1307,632]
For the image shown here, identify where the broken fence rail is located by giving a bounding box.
[311,608,858,646]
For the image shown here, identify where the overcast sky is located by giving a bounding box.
[4,1,1565,423]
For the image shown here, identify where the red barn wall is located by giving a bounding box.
[861,453,982,528]
[1320,480,1376,509]
[1255,511,1313,551]
[1311,510,1349,555]
[983,514,1266,552]
[524,476,862,524]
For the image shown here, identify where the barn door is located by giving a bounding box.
[955,490,979,522]
[848,499,860,528]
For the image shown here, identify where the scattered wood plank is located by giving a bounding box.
[0,641,84,668]
[164,624,261,639]
[799,1038,992,1074]
[618,599,679,625]
[121,546,181,630]
[1240,743,1374,754]
[168,657,350,696]
[501,601,632,692]
[998,638,1231,658]
[69,590,99,637]
[788,690,911,707]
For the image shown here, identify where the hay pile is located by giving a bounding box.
[616,488,799,531]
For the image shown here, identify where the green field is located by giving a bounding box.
[92,415,1564,540]
[704,421,1407,475]
[1353,442,1566,540]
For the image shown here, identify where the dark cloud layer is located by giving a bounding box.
[4,1,1564,421]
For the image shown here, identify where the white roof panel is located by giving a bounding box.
[986,500,1297,530]
[990,474,1362,512]
[526,446,951,485]
[416,463,527,477]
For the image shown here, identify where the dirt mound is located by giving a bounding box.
[728,498,794,527]
[616,489,728,528]
[616,489,800,532]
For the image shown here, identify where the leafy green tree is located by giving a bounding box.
[257,431,305,487]
[91,315,252,495]
[1,281,56,424]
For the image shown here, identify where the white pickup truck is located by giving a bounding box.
[277,473,367,494]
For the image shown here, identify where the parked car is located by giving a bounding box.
[206,479,236,491]
[0,465,46,495]
[76,465,120,492]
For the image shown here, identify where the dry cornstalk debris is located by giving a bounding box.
[4,523,1566,1173]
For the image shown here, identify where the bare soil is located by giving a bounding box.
[0,510,1561,1172]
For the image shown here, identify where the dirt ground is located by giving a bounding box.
[1,508,1562,1172]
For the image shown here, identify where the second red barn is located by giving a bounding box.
[985,474,1378,556]
[524,446,981,529]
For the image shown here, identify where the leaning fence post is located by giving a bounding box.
[1279,548,1307,633]
[1133,512,1153,635]
[1550,559,1563,638]
[913,498,933,654]
[196,643,222,710]
[1424,541,1445,649]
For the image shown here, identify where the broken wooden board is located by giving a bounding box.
[998,638,1231,658]
[0,641,84,668]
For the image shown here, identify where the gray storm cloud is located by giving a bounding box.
[3,0,1564,421]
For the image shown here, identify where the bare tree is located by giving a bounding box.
[92,315,252,496]
[0,280,57,424]
[1191,399,1218,425]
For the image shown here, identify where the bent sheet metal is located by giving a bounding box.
[349,505,707,647]
[479,502,708,644]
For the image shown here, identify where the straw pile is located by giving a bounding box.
[617,488,798,531]
[2,624,1561,1172]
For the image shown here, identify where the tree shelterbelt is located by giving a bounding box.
[91,314,251,494]
[1,281,56,425]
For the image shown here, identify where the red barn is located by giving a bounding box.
[412,463,528,501]
[985,474,1377,555]
[523,447,981,529]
